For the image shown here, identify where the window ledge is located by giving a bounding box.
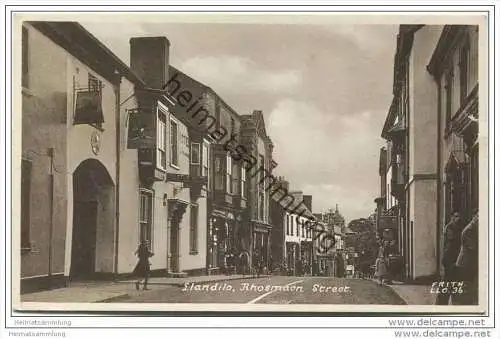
[21,247,39,255]
[22,87,34,97]
[170,163,180,170]
[189,251,199,255]
[72,122,105,132]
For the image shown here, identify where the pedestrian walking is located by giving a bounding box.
[435,211,463,305]
[133,240,154,291]
[454,213,479,305]
[374,251,388,285]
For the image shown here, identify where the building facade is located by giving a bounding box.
[240,111,276,273]
[381,25,443,281]
[379,25,479,286]
[19,23,217,293]
[427,25,479,303]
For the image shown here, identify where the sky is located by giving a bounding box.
[81,20,399,224]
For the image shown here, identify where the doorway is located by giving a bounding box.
[70,201,98,278]
[70,159,115,280]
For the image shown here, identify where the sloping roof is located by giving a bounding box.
[271,186,314,220]
[169,66,242,121]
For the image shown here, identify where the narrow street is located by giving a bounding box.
[109,276,405,304]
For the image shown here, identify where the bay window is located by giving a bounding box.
[214,155,224,190]
[190,142,201,176]
[170,119,178,167]
[157,109,167,170]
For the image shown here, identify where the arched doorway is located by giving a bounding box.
[70,159,115,280]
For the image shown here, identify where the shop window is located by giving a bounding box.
[139,189,153,251]
[190,204,198,254]
[21,159,32,251]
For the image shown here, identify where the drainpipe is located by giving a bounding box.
[114,72,121,277]
[435,74,442,278]
[48,148,55,280]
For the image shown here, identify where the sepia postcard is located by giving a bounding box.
[8,10,491,315]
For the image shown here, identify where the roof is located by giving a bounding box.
[271,185,314,220]
[169,66,242,121]
[29,22,145,86]
[29,21,177,105]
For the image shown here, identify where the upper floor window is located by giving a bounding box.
[240,166,246,198]
[286,213,289,235]
[232,159,239,195]
[157,109,167,170]
[258,154,265,186]
[191,143,201,165]
[444,69,454,131]
[22,26,29,88]
[459,37,470,106]
[226,153,233,194]
[214,155,224,190]
[202,141,210,190]
[170,119,179,167]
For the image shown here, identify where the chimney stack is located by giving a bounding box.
[303,195,312,212]
[130,37,170,89]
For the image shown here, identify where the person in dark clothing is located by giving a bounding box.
[454,213,479,305]
[133,240,154,291]
[436,212,463,305]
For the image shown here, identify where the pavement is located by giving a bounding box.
[20,274,263,303]
[21,275,429,305]
[387,281,436,305]
[108,276,406,304]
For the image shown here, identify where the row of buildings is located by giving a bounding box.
[374,25,480,297]
[19,21,348,293]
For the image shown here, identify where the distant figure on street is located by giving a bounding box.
[454,213,479,305]
[133,240,154,291]
[238,251,250,276]
[436,211,463,305]
[374,251,388,285]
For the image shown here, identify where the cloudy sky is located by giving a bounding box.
[82,20,399,223]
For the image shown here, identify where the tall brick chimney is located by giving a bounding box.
[130,37,170,89]
[303,195,312,212]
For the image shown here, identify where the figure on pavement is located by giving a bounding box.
[374,249,388,285]
[454,213,479,305]
[133,240,154,291]
[435,211,463,305]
